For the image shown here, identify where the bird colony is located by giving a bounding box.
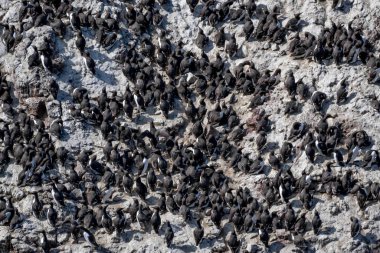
[0,0,380,252]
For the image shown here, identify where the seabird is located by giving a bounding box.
[101,205,113,234]
[268,151,281,170]
[164,221,174,248]
[362,150,380,168]
[280,142,293,162]
[258,227,269,248]
[186,0,199,12]
[133,177,147,200]
[350,217,361,237]
[333,149,345,166]
[75,31,86,53]
[40,50,52,71]
[69,11,80,30]
[356,187,367,210]
[81,227,99,248]
[50,182,64,208]
[226,229,240,253]
[214,27,226,48]
[193,218,204,246]
[49,118,63,139]
[346,145,360,165]
[146,168,157,191]
[225,34,238,58]
[151,207,161,234]
[195,28,208,49]
[243,16,254,40]
[210,205,222,228]
[32,192,43,218]
[311,91,327,112]
[113,208,127,236]
[39,230,55,253]
[284,203,296,231]
[284,70,296,95]
[137,204,150,230]
[133,91,145,112]
[47,203,57,227]
[312,210,322,235]
[305,143,316,163]
[315,139,328,156]
[82,51,96,75]
[256,131,267,151]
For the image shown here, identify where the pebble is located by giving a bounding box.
[133,233,143,241]
[330,205,340,215]
[263,42,270,50]
[271,43,280,51]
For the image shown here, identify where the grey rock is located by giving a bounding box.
[46,100,62,119]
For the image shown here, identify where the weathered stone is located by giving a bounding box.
[23,97,47,118]
[46,100,62,119]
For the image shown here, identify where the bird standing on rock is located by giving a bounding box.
[193,218,204,247]
[336,78,348,104]
[164,221,174,248]
[312,210,322,235]
[256,131,267,151]
[75,31,86,53]
[226,229,240,253]
[82,51,96,75]
[350,217,361,237]
[284,70,296,95]
[81,227,99,248]
[225,34,238,58]
[243,16,254,40]
[195,28,208,49]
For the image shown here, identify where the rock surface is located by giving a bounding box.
[0,0,380,252]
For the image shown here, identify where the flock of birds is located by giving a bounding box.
[0,0,380,252]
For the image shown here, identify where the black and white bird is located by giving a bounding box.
[346,146,361,165]
[51,182,64,207]
[40,50,52,71]
[312,210,322,235]
[311,91,327,112]
[113,208,127,236]
[225,34,238,58]
[75,31,86,53]
[259,227,269,248]
[243,16,254,40]
[47,203,57,227]
[151,207,161,234]
[193,218,204,247]
[332,149,345,166]
[137,204,150,230]
[279,183,289,204]
[336,78,348,104]
[305,143,316,163]
[133,91,145,112]
[362,150,380,168]
[226,229,240,253]
[350,217,361,237]
[195,28,208,49]
[133,177,147,200]
[81,227,99,248]
[285,13,301,31]
[49,118,63,139]
[256,131,267,151]
[32,192,43,218]
[101,205,113,234]
[82,51,96,75]
[164,221,174,248]
[315,139,328,156]
[68,11,80,30]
